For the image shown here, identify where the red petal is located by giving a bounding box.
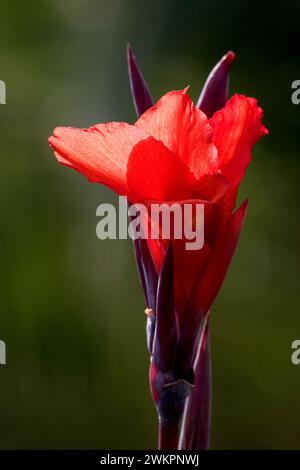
[131,203,167,274]
[210,94,268,190]
[49,122,149,194]
[146,238,166,274]
[127,137,195,202]
[173,238,212,320]
[136,90,219,179]
[192,173,228,202]
[189,199,248,315]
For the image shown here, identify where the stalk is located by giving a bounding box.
[159,418,181,450]
[179,319,212,450]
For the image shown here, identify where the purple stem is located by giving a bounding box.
[153,245,177,372]
[159,419,181,450]
[179,318,211,450]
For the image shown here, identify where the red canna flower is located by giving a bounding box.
[48,47,268,450]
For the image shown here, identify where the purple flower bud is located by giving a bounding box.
[197,51,235,117]
[127,44,154,117]
[152,245,177,373]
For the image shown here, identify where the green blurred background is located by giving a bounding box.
[0,0,299,449]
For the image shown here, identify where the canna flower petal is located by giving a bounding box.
[210,94,269,191]
[136,90,219,179]
[192,173,228,202]
[48,122,149,195]
[127,137,196,202]
[189,199,248,316]
[173,238,212,322]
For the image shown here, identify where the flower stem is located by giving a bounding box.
[159,418,181,450]
[155,379,192,450]
[179,319,212,450]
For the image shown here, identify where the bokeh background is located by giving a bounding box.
[0,0,299,449]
